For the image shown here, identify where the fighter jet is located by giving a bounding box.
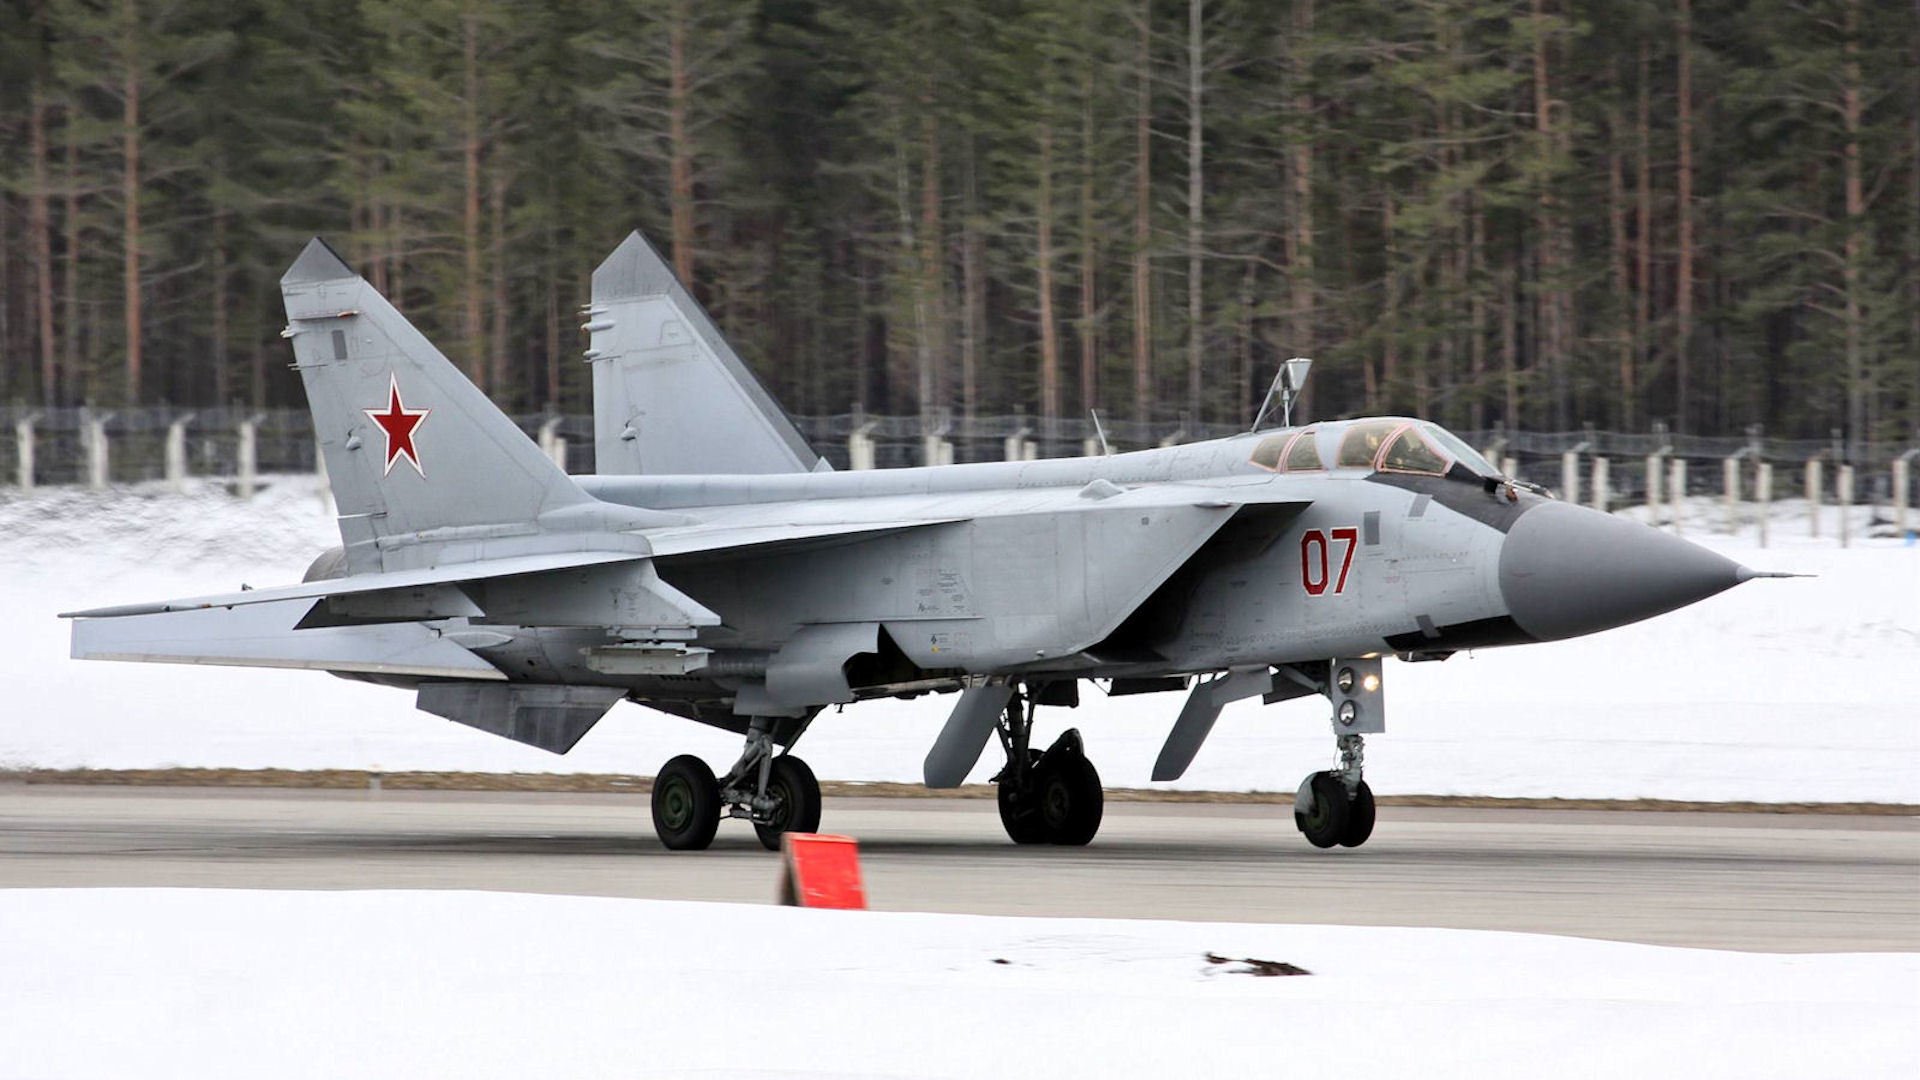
[64,233,1778,852]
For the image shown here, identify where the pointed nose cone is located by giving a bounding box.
[1499,501,1748,642]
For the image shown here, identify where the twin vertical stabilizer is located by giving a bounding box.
[587,232,823,476]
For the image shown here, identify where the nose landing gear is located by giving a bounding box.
[1291,656,1384,849]
[1294,733,1375,848]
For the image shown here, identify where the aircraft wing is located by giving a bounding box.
[63,519,971,621]
[70,598,506,679]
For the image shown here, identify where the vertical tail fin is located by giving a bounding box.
[280,239,593,571]
[587,231,825,475]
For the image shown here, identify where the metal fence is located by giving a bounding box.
[3,406,1915,527]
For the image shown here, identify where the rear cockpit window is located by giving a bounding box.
[1249,435,1288,470]
[1335,420,1402,469]
[1282,428,1324,471]
[1379,425,1450,475]
[1250,427,1326,473]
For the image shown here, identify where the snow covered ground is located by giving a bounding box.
[3,476,1916,803]
[0,889,1910,1080]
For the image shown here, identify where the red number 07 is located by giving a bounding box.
[1301,527,1359,596]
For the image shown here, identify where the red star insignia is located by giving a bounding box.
[365,375,430,477]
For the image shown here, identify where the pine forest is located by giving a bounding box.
[1,0,1916,455]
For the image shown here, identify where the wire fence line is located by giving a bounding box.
[1,405,1914,507]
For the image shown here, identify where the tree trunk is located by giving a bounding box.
[1675,0,1695,432]
[1636,40,1653,421]
[212,205,230,405]
[1184,0,1204,423]
[1381,197,1400,411]
[961,135,982,424]
[1078,61,1098,417]
[1037,121,1062,422]
[462,7,486,390]
[1469,200,1487,430]
[1841,0,1864,458]
[121,0,143,404]
[489,165,509,404]
[30,79,56,406]
[63,119,80,396]
[1289,0,1315,421]
[1131,0,1153,425]
[1608,98,1634,430]
[1530,0,1563,429]
[918,111,944,417]
[1502,250,1519,428]
[668,0,696,286]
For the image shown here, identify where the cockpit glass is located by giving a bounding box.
[1282,427,1325,471]
[1335,420,1402,469]
[1420,423,1500,477]
[1378,426,1449,475]
[1249,434,1288,470]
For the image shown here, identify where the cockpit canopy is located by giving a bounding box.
[1248,418,1500,479]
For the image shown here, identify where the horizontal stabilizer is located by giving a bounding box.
[70,599,505,680]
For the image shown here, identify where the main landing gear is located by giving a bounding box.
[991,690,1104,846]
[650,717,822,852]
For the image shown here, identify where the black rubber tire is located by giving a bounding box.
[753,755,823,852]
[1339,779,1376,848]
[652,755,721,851]
[1037,752,1104,846]
[1294,771,1351,849]
[997,749,1048,845]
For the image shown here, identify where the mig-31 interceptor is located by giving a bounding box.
[65,234,1782,852]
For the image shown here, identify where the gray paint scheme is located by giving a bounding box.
[65,234,1764,781]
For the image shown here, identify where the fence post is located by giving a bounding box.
[165,414,193,493]
[237,414,262,500]
[1894,453,1915,541]
[1004,426,1033,462]
[848,422,877,471]
[537,417,567,471]
[1561,450,1580,507]
[1806,458,1823,538]
[1722,455,1741,534]
[1590,457,1608,513]
[1757,462,1772,548]
[1645,451,1664,521]
[1668,457,1686,535]
[84,410,112,491]
[1838,464,1853,548]
[14,413,39,490]
[922,409,953,467]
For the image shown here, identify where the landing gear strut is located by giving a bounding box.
[649,716,822,852]
[1291,656,1384,850]
[991,690,1103,846]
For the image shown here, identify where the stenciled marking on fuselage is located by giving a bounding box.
[1300,526,1359,596]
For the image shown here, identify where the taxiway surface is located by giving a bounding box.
[1,784,1912,952]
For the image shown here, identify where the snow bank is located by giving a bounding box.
[1,889,1911,1080]
[4,477,1916,802]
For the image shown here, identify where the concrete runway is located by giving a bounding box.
[1,783,1913,952]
